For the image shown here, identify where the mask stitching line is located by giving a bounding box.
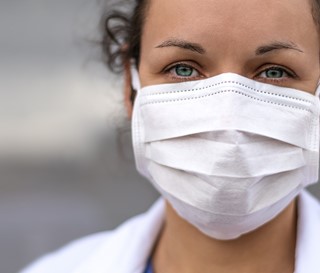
[140,80,314,104]
[140,90,313,113]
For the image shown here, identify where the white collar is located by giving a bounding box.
[294,191,320,273]
[72,191,320,273]
[72,198,165,273]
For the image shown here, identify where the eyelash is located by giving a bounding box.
[255,65,298,83]
[163,62,298,83]
[163,62,204,81]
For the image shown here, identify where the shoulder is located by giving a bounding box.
[19,231,112,273]
[20,198,165,273]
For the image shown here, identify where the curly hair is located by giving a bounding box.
[312,0,320,26]
[101,0,149,73]
[101,0,320,74]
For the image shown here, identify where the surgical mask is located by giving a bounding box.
[131,69,320,240]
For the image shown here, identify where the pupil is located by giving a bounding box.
[176,66,193,76]
[266,69,283,78]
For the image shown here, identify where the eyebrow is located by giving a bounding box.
[155,38,206,54]
[255,41,304,55]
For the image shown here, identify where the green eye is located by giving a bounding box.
[265,68,284,78]
[166,63,201,80]
[259,67,291,79]
[175,65,194,77]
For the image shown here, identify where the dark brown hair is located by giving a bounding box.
[312,0,320,26]
[102,0,320,73]
[101,0,149,73]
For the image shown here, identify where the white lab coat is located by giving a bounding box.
[21,190,320,273]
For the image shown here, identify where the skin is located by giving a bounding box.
[124,0,320,272]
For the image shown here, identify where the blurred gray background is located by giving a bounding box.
[0,1,319,273]
[0,1,159,272]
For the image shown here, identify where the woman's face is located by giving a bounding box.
[138,0,320,94]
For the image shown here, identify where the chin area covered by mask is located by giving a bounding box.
[131,69,320,240]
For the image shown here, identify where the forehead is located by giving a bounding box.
[142,0,317,51]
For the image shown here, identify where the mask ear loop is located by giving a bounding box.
[130,60,141,92]
[316,80,320,98]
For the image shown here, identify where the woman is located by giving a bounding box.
[21,0,320,272]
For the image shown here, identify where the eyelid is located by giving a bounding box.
[255,64,298,78]
[163,61,202,72]
[162,61,204,80]
[162,62,299,83]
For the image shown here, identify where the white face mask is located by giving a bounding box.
[131,69,320,240]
